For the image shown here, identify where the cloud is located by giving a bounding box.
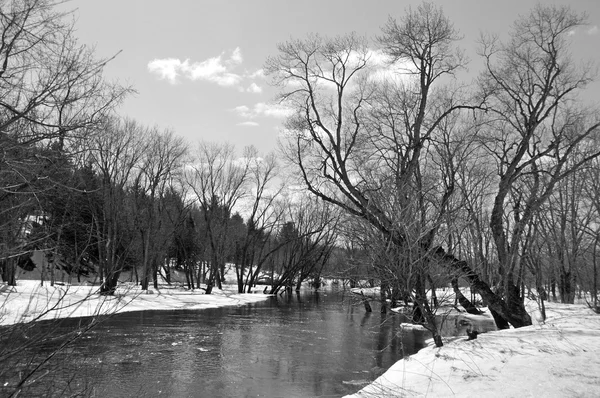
[230,47,243,64]
[147,58,183,83]
[363,48,414,84]
[254,102,293,118]
[237,121,259,127]
[233,105,252,118]
[246,69,265,79]
[246,83,263,93]
[148,47,244,86]
[233,102,294,120]
[588,26,598,35]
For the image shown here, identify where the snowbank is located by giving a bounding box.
[0,280,270,326]
[345,301,600,397]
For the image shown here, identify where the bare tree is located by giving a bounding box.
[185,142,251,294]
[88,117,146,294]
[266,3,504,342]
[131,127,187,291]
[478,4,600,327]
[536,164,595,304]
[231,148,285,293]
[267,194,340,295]
[584,161,600,308]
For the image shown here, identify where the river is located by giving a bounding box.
[7,289,435,397]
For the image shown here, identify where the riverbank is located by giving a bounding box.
[0,279,270,326]
[345,300,600,397]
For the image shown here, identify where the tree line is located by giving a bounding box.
[1,112,340,296]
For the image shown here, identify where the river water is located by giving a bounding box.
[9,289,436,397]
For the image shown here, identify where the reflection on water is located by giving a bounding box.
[10,289,437,398]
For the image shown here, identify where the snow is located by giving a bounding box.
[0,280,270,326]
[345,300,600,397]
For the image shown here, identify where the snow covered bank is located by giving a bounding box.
[345,301,600,397]
[0,280,270,326]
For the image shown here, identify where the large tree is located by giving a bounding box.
[477,4,600,327]
[266,3,501,342]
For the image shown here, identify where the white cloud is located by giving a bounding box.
[147,58,184,83]
[254,102,293,118]
[237,121,259,127]
[246,69,265,79]
[246,83,263,93]
[233,102,294,119]
[363,48,415,85]
[230,47,243,64]
[233,105,252,118]
[148,47,244,87]
[588,26,598,35]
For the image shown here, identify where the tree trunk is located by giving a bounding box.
[435,247,532,327]
[451,277,482,315]
[412,274,426,323]
[559,269,575,304]
[205,262,217,294]
[593,236,598,308]
[140,230,150,291]
[152,263,159,290]
[360,292,372,313]
[164,262,171,284]
[100,269,122,295]
[428,274,439,308]
[380,282,387,314]
[2,258,16,286]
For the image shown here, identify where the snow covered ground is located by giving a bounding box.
[0,280,270,326]
[345,300,600,397]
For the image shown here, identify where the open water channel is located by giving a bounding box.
[11,289,440,397]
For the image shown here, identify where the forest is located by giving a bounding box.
[2,0,600,354]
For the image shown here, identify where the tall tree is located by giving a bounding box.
[89,117,145,294]
[232,149,285,293]
[132,127,187,291]
[478,4,600,327]
[185,142,250,294]
[266,3,501,341]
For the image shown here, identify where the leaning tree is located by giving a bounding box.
[266,3,504,344]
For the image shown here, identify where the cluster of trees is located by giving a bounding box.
[2,109,340,296]
[183,143,339,295]
[266,2,600,346]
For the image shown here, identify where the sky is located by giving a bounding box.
[66,0,600,155]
